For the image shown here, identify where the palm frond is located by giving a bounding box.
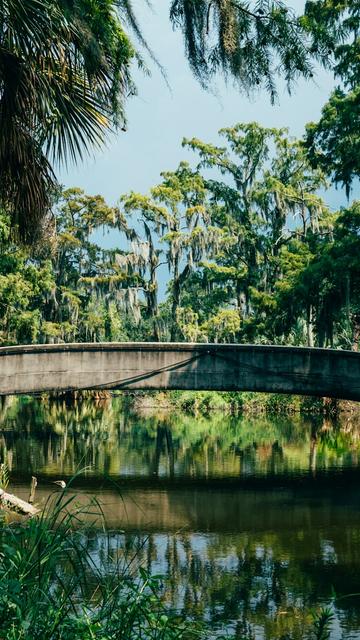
[0,0,137,242]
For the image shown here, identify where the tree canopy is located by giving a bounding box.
[304,0,360,193]
[2,121,360,350]
[0,0,137,242]
[0,0,343,241]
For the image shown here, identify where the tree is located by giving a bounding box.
[0,0,136,241]
[183,123,329,342]
[0,188,143,344]
[2,120,360,351]
[305,87,360,195]
[0,209,56,344]
[0,0,332,242]
[269,202,360,350]
[122,162,219,341]
[170,0,323,100]
[304,1,360,193]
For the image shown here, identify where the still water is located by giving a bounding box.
[1,394,360,639]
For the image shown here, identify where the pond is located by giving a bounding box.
[1,394,360,639]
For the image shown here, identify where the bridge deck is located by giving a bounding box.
[0,342,359,400]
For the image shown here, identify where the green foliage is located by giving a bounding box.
[0,490,196,640]
[121,162,215,341]
[310,607,335,640]
[273,201,360,348]
[304,1,360,193]
[202,309,241,343]
[305,87,360,193]
[179,123,330,346]
[170,0,322,99]
[2,120,360,351]
[0,190,141,344]
[0,0,336,243]
[0,0,137,242]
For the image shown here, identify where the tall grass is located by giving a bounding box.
[0,487,197,640]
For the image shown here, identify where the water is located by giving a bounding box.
[1,394,360,639]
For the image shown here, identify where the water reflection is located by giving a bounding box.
[1,395,360,481]
[59,520,360,640]
[1,395,360,639]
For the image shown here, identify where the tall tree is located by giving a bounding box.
[183,123,328,342]
[122,162,219,341]
[0,187,143,344]
[274,202,360,350]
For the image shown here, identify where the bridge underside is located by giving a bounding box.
[0,342,360,401]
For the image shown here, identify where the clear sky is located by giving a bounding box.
[60,1,357,218]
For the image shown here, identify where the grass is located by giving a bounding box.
[0,485,198,640]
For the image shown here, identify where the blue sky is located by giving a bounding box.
[60,1,357,222]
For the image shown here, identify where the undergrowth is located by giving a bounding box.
[128,390,349,417]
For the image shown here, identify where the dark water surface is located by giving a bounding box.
[1,395,360,639]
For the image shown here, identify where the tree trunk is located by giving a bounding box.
[170,263,190,342]
[146,227,160,341]
[0,488,38,515]
[352,314,360,351]
[306,305,315,347]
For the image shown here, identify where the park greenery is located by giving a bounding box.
[2,1,360,639]
[0,395,356,639]
[1,120,360,350]
[0,0,357,242]
[0,0,359,348]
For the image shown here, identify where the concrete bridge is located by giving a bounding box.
[0,342,360,400]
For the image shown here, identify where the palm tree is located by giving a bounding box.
[0,0,136,242]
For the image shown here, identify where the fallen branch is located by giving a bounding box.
[0,488,39,516]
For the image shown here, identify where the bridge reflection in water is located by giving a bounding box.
[1,342,360,399]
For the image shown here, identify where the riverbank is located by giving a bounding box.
[125,390,360,417]
[45,388,360,417]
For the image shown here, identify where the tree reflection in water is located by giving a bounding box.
[80,527,360,640]
[1,395,360,480]
[1,394,360,639]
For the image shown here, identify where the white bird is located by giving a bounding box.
[52,480,66,489]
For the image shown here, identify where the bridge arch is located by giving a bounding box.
[0,342,360,400]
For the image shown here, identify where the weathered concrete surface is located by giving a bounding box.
[0,342,360,400]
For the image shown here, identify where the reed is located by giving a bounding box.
[0,485,197,640]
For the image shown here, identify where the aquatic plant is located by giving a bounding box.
[310,607,335,640]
